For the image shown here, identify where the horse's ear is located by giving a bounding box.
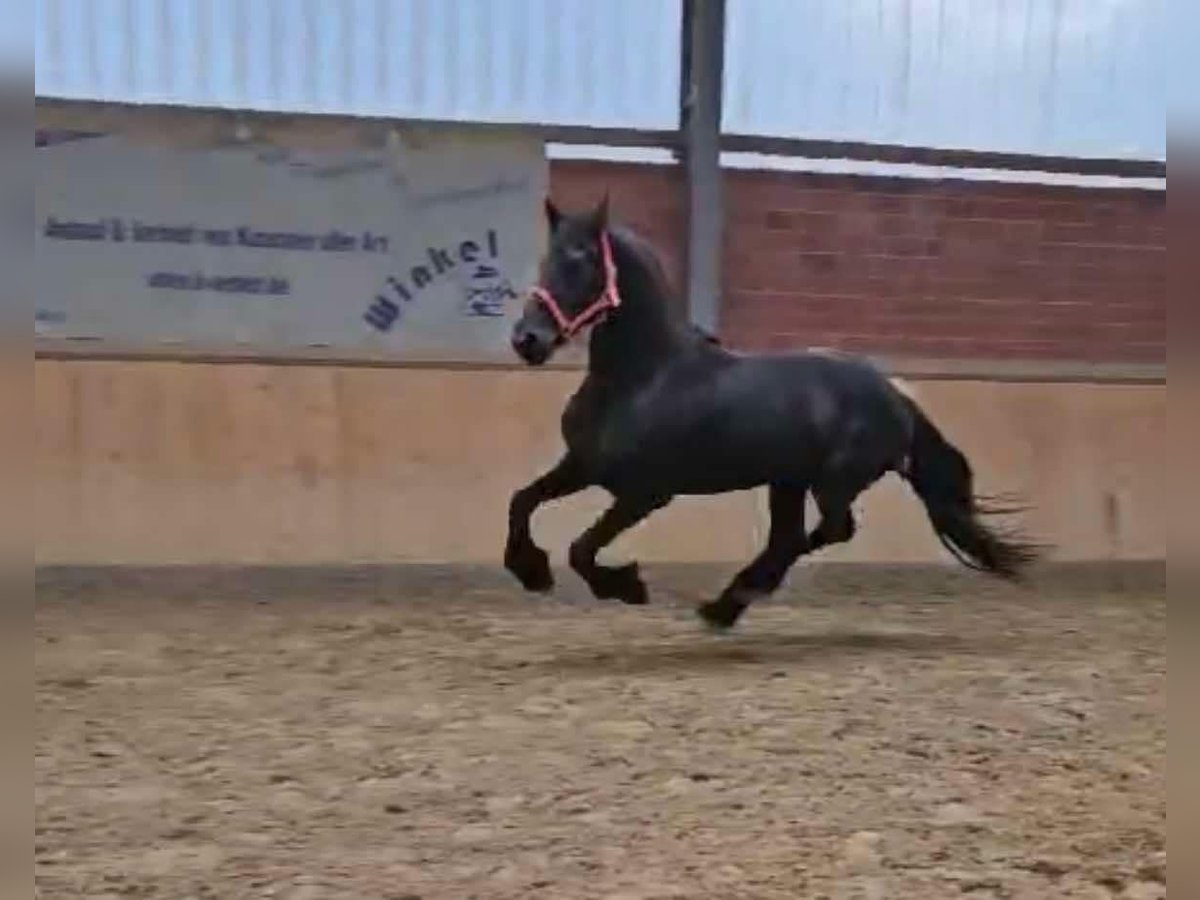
[592,193,610,232]
[543,198,562,233]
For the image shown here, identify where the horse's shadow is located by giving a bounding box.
[531,627,1004,678]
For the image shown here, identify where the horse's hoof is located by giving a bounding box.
[696,599,743,631]
[594,563,649,605]
[505,546,554,594]
[522,568,555,594]
[617,577,649,606]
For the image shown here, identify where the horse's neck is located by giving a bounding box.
[587,320,677,387]
[586,242,686,387]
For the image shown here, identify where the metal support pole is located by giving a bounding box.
[679,0,726,334]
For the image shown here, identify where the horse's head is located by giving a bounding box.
[511,196,619,366]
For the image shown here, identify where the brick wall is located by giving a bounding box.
[550,160,1165,364]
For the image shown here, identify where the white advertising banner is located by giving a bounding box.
[35,127,546,360]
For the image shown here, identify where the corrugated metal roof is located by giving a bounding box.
[35,0,684,129]
[723,0,1165,162]
[35,0,1165,162]
[0,0,31,73]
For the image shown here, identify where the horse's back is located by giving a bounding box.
[718,345,903,412]
[700,345,914,465]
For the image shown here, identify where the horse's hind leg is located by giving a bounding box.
[697,484,809,630]
[569,494,669,605]
[807,488,858,552]
[808,464,887,553]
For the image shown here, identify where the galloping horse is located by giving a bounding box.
[504,197,1037,629]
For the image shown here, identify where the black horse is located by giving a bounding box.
[505,197,1037,628]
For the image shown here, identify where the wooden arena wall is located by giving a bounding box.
[36,361,1164,566]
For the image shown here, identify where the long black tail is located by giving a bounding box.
[901,398,1040,579]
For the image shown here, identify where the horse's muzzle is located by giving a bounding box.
[511,327,552,366]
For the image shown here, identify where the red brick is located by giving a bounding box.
[866,193,913,215]
[550,158,1163,365]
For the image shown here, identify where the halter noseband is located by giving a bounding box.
[529,232,621,340]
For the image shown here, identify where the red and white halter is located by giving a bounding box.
[528,232,622,340]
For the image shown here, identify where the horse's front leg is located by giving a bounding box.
[698,484,809,629]
[505,455,588,592]
[569,494,670,605]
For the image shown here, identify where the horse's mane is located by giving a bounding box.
[609,225,676,301]
[609,224,723,347]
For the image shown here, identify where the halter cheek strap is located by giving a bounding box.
[529,232,621,340]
